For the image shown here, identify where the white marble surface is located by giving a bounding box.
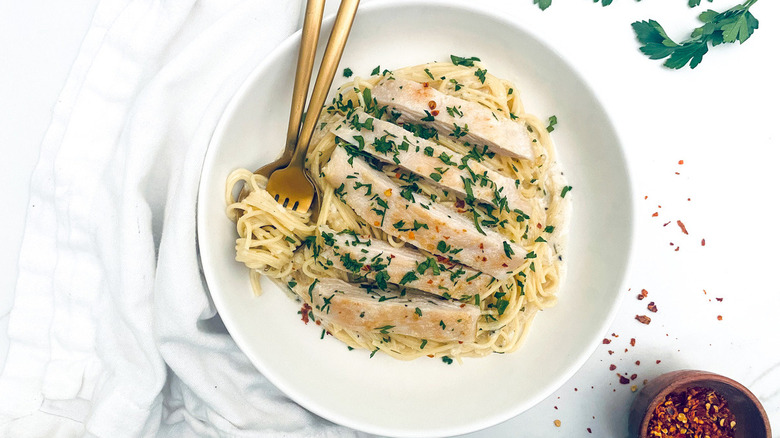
[1,1,778,436]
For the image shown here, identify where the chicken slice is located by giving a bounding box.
[331,109,534,214]
[323,146,523,280]
[371,77,535,160]
[303,277,481,343]
[317,225,494,300]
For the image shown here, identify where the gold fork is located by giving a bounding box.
[237,0,326,201]
[266,0,360,212]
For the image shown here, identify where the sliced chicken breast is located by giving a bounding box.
[323,146,523,280]
[304,277,481,343]
[331,110,534,214]
[371,77,535,160]
[317,225,494,300]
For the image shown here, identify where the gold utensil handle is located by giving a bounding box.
[286,0,326,150]
[291,0,360,167]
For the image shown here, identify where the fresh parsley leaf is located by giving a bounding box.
[371,65,380,75]
[546,115,558,133]
[474,68,487,84]
[343,67,353,78]
[533,0,552,10]
[450,55,481,67]
[632,0,760,69]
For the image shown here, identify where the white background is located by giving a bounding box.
[2,0,778,437]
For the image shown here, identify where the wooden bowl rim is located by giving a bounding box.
[635,369,771,438]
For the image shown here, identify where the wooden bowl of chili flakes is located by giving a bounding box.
[628,370,771,438]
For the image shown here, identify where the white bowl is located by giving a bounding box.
[197,1,633,436]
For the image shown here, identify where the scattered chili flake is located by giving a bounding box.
[716,298,723,302]
[652,212,659,217]
[674,246,680,252]
[677,220,689,235]
[618,374,630,384]
[636,360,641,365]
[602,338,612,344]
[587,427,592,433]
[609,364,617,371]
[630,373,638,380]
[717,315,723,321]
[431,109,439,116]
[611,333,619,338]
[636,315,652,325]
[675,171,680,175]
[678,160,684,165]
[663,221,671,227]
[608,350,614,355]
[300,303,312,324]
[656,360,662,364]
[702,238,706,246]
[646,386,736,438]
[428,100,436,109]
[554,419,561,427]
[638,289,648,300]
[648,302,658,313]
[630,338,636,347]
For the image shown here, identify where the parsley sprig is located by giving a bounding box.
[632,0,760,69]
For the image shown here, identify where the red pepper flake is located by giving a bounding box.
[631,373,638,381]
[675,172,680,175]
[674,246,680,252]
[630,338,636,347]
[717,315,723,321]
[647,302,658,313]
[422,82,429,88]
[300,303,312,324]
[716,297,723,302]
[702,238,706,246]
[646,386,736,438]
[677,220,689,235]
[652,212,659,217]
[636,360,641,365]
[431,109,439,116]
[644,195,648,200]
[611,333,619,338]
[608,350,614,355]
[609,364,617,371]
[663,221,671,227]
[638,289,648,300]
[656,360,662,364]
[587,428,592,434]
[636,315,652,325]
[678,160,684,165]
[618,374,630,384]
[428,100,437,109]
[455,198,465,209]
[602,338,612,344]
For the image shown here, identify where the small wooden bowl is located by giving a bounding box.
[628,370,771,438]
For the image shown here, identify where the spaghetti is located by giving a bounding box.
[226,60,570,361]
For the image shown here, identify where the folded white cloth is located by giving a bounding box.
[0,0,363,436]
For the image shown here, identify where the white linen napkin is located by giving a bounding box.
[0,0,362,436]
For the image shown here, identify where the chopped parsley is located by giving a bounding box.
[343,67,353,77]
[450,55,481,67]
